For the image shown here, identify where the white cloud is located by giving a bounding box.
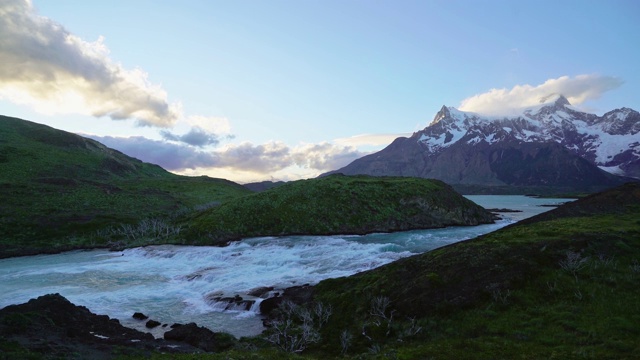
[214,141,292,173]
[85,135,217,170]
[214,141,365,173]
[459,74,624,115]
[291,142,364,171]
[85,135,365,179]
[0,0,180,127]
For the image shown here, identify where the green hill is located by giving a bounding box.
[0,115,251,258]
[186,174,495,244]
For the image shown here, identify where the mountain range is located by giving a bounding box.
[327,95,639,194]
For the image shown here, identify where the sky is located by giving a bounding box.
[1,0,638,183]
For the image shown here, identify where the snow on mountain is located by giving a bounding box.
[414,95,640,179]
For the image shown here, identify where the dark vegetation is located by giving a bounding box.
[243,180,286,192]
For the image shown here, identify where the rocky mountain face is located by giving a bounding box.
[329,96,639,193]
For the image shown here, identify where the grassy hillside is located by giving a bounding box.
[186,174,495,244]
[0,115,251,257]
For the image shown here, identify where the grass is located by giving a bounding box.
[0,175,252,257]
[186,174,495,244]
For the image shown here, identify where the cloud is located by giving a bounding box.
[85,135,365,176]
[160,116,234,147]
[160,127,221,147]
[0,0,180,126]
[290,143,364,171]
[214,141,364,173]
[86,135,217,170]
[459,74,624,115]
[214,142,292,173]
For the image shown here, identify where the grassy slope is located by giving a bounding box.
[186,174,495,244]
[0,115,251,257]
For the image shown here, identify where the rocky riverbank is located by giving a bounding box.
[0,294,236,359]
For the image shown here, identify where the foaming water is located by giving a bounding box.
[0,196,571,337]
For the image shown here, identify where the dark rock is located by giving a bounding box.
[132,312,148,320]
[260,297,283,316]
[0,293,203,358]
[206,293,256,311]
[231,300,256,311]
[247,286,274,297]
[145,319,161,328]
[164,322,236,352]
[259,284,314,316]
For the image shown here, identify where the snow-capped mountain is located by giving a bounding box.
[422,95,639,178]
[327,95,639,193]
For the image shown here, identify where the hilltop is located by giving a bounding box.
[187,174,495,244]
[0,115,251,257]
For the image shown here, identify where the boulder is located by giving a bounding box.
[132,312,148,320]
[145,319,161,328]
[164,322,236,352]
[259,284,314,316]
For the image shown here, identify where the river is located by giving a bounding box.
[0,195,571,337]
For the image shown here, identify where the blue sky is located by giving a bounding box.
[1,0,638,182]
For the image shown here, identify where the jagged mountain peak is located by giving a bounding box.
[538,94,571,107]
[431,105,452,125]
[554,94,571,106]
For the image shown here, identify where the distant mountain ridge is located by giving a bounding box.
[328,96,639,193]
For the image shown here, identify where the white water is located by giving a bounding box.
[0,195,570,338]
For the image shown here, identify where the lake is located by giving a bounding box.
[0,195,571,337]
